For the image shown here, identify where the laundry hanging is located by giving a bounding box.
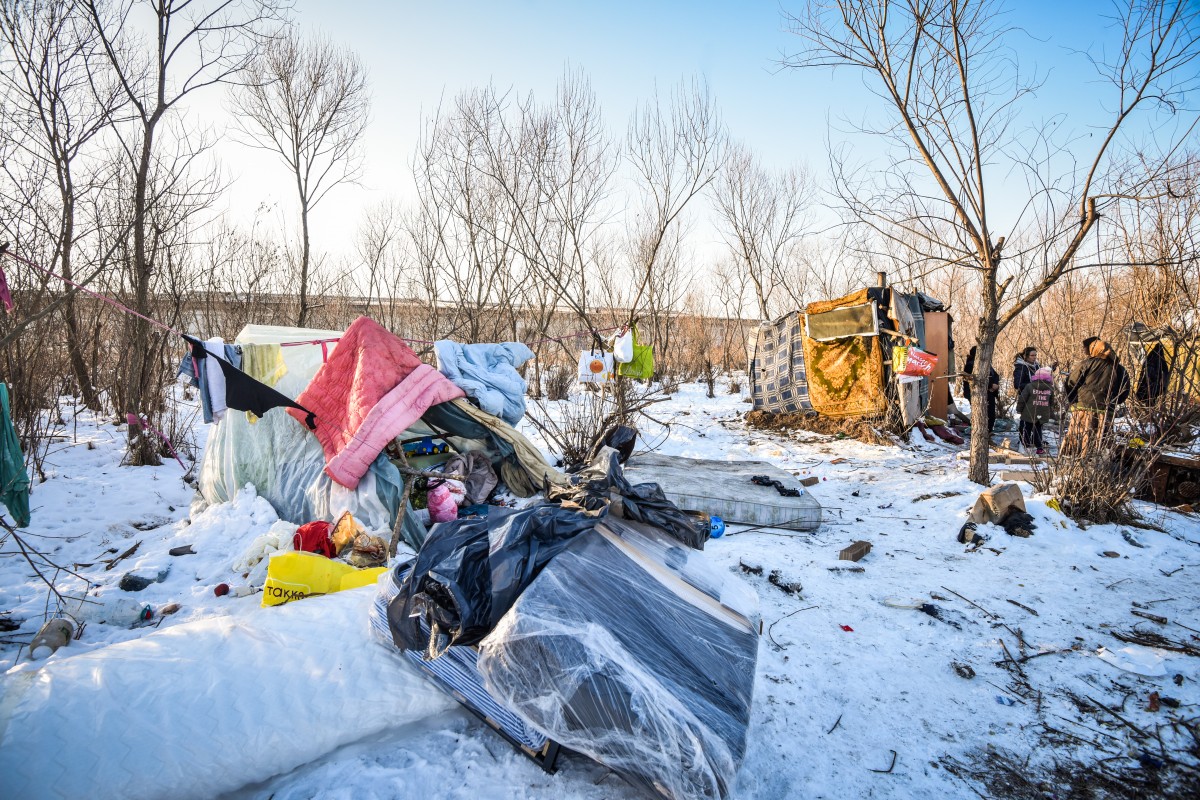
[0,261,13,313]
[0,383,31,526]
[182,336,316,429]
[240,343,287,388]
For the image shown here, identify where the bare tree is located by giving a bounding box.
[0,0,125,409]
[232,30,370,326]
[787,0,1200,484]
[354,198,411,331]
[626,79,726,329]
[712,141,815,319]
[81,0,285,464]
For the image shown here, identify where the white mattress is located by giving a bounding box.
[0,588,454,800]
[624,453,822,531]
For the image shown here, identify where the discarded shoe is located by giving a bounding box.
[957,521,984,545]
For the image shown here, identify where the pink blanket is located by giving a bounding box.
[290,317,464,488]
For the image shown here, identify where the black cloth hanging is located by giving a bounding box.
[183,335,316,429]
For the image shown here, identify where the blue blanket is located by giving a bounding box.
[435,341,534,426]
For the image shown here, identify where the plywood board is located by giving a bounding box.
[924,311,950,419]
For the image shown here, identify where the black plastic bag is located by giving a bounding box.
[596,424,638,464]
[386,503,600,654]
[547,448,709,550]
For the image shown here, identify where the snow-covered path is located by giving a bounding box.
[3,381,1198,799]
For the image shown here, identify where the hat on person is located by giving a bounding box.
[1033,367,1053,381]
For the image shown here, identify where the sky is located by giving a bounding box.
[202,0,1142,268]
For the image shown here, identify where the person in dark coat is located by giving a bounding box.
[963,345,1001,434]
[1134,342,1170,406]
[1012,346,1040,395]
[1062,339,1130,455]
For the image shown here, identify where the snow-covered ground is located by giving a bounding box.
[2,380,1199,798]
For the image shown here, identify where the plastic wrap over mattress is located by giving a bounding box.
[369,564,549,753]
[0,589,454,800]
[477,517,760,800]
[387,504,598,652]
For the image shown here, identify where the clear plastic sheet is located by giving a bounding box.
[477,517,760,800]
[197,406,405,534]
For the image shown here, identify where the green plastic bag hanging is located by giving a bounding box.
[0,383,31,527]
[617,328,654,380]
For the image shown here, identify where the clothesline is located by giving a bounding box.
[1,245,635,476]
[272,325,625,353]
[0,244,181,337]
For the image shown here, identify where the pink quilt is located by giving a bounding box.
[290,317,464,488]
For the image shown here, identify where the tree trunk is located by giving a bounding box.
[297,199,310,326]
[967,311,1000,485]
[124,125,162,466]
[58,194,101,411]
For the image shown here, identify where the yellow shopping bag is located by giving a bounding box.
[262,551,387,607]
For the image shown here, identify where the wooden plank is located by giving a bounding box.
[924,312,950,420]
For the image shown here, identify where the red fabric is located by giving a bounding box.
[931,425,965,446]
[0,262,12,313]
[288,316,464,488]
[293,521,335,558]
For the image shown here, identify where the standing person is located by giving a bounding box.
[963,345,1001,435]
[1017,366,1054,455]
[1062,339,1130,455]
[1012,346,1040,394]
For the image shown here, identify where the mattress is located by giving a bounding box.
[477,518,761,800]
[624,453,822,531]
[369,564,552,759]
[0,588,453,800]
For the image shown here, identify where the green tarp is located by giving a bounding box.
[1,383,31,527]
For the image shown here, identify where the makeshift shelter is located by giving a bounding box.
[750,286,954,427]
[1127,322,1200,404]
[197,321,565,550]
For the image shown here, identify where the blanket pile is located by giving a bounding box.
[290,317,464,489]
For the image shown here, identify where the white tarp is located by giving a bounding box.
[195,324,406,532]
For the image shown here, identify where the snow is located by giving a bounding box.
[3,380,1199,798]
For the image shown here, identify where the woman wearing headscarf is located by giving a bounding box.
[1062,339,1130,455]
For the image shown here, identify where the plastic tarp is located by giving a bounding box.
[386,503,598,654]
[196,325,412,537]
[0,588,454,800]
[546,448,710,549]
[198,398,407,534]
[477,517,760,800]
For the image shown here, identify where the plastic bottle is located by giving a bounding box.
[30,618,75,660]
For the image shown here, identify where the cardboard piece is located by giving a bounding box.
[968,483,1026,525]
